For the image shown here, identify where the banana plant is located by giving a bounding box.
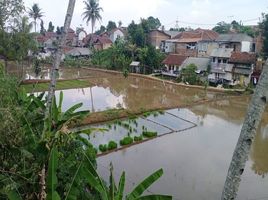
[46,146,172,200]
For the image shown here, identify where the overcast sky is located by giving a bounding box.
[23,0,268,33]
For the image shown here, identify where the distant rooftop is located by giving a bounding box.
[216,33,253,43]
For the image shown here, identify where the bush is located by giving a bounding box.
[119,136,133,146]
[142,131,157,138]
[99,144,108,152]
[108,141,118,150]
[134,135,143,142]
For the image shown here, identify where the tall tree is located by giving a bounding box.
[221,60,268,199]
[106,20,117,32]
[0,0,24,30]
[44,0,76,142]
[28,3,44,32]
[95,25,106,35]
[40,19,46,35]
[147,16,161,30]
[212,21,231,34]
[47,21,54,32]
[82,0,103,35]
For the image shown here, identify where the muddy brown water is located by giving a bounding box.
[97,97,268,200]
[31,68,227,112]
[19,67,268,199]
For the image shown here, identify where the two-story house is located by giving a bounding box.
[163,29,219,57]
[208,48,234,84]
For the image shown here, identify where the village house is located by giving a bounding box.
[208,48,234,84]
[162,54,187,76]
[93,36,113,50]
[109,28,126,43]
[215,33,254,52]
[229,52,256,86]
[172,29,219,57]
[83,34,113,50]
[148,29,180,50]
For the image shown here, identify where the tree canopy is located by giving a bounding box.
[82,0,103,34]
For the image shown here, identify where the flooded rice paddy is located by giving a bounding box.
[19,67,268,199]
[97,97,268,200]
[29,68,227,112]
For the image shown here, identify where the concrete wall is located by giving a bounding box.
[198,42,219,58]
[175,43,197,57]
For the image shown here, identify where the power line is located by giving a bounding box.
[165,17,260,27]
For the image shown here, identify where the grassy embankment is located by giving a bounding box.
[20,79,93,93]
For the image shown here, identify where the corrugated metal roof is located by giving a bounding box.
[234,68,252,75]
[210,48,233,58]
[216,33,253,42]
[130,61,140,66]
[181,57,211,71]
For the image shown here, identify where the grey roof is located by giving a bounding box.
[164,31,180,38]
[210,48,233,58]
[216,33,253,43]
[181,57,211,71]
[234,68,252,75]
[66,48,91,56]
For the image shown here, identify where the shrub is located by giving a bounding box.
[119,136,133,146]
[99,144,108,152]
[142,131,157,138]
[134,135,143,142]
[108,141,118,150]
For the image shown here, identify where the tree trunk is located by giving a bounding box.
[43,0,76,134]
[221,60,268,200]
[40,0,76,199]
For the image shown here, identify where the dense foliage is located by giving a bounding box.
[212,20,255,37]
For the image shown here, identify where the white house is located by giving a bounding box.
[108,28,126,43]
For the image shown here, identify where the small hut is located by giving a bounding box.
[129,61,140,73]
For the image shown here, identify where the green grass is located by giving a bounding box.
[21,79,93,93]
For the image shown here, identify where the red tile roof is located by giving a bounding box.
[162,54,187,65]
[173,29,219,43]
[229,52,256,64]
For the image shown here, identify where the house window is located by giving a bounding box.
[218,59,222,63]
[213,57,216,62]
[223,59,227,63]
[216,73,220,79]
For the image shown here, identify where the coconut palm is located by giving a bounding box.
[28,3,44,32]
[82,0,103,35]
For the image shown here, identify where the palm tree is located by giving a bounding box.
[28,3,44,32]
[82,0,103,35]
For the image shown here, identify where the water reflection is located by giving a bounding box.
[250,118,268,177]
[97,97,268,200]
